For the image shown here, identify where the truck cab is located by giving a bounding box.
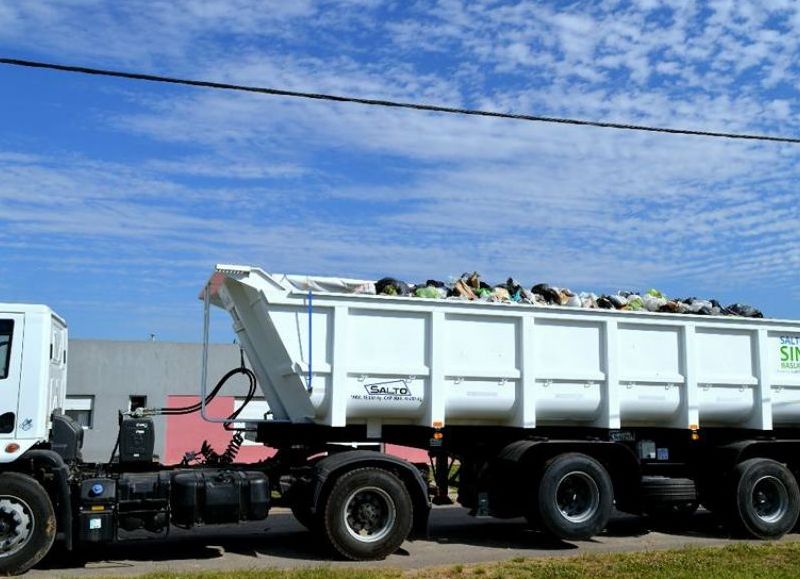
[0,303,67,463]
[0,304,68,464]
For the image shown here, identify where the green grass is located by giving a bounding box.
[102,542,800,579]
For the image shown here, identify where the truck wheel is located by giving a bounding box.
[729,458,800,539]
[0,472,56,576]
[322,468,412,560]
[536,453,613,541]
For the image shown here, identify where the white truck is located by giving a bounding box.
[2,265,800,574]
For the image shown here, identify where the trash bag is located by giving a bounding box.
[492,287,511,302]
[414,286,441,299]
[504,278,525,302]
[658,300,682,313]
[625,295,645,311]
[646,289,667,299]
[563,290,582,308]
[608,295,629,309]
[476,287,493,299]
[643,294,667,312]
[728,303,764,318]
[709,299,731,316]
[376,277,411,296]
[597,296,615,309]
[532,284,563,305]
[579,292,599,308]
[686,298,713,315]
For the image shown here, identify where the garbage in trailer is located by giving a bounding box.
[347,274,765,317]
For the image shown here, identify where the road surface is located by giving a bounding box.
[30,506,800,576]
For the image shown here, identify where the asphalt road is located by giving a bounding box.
[30,506,800,576]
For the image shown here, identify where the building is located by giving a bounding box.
[67,339,425,464]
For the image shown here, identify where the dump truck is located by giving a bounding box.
[2,264,800,575]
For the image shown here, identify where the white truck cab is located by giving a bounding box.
[0,304,67,464]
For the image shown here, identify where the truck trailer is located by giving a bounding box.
[2,264,800,574]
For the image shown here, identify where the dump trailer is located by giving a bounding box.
[2,266,800,574]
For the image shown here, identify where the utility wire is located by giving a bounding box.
[2,57,800,144]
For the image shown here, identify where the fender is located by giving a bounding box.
[15,449,74,550]
[309,450,430,536]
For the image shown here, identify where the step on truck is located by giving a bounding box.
[2,265,800,574]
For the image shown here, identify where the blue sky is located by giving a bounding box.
[0,0,799,342]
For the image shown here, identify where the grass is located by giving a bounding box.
[100,541,800,579]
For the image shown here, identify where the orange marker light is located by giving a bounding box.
[4,443,20,454]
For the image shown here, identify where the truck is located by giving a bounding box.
[2,264,800,575]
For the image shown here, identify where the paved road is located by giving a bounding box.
[31,507,800,576]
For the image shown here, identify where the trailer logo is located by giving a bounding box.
[779,336,800,373]
[350,379,422,403]
[364,380,413,397]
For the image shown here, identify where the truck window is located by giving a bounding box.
[0,319,13,380]
[65,395,94,429]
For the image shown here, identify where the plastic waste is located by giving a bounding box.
[414,286,441,299]
[597,296,615,309]
[532,284,563,305]
[728,303,764,318]
[608,295,628,309]
[367,274,765,318]
[625,295,645,311]
[579,292,599,309]
[376,277,411,296]
[643,294,667,312]
[492,287,511,302]
[564,290,582,308]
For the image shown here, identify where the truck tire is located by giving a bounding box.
[728,458,800,539]
[0,472,57,576]
[322,467,412,560]
[536,453,613,541]
[641,477,698,521]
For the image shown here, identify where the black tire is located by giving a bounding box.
[322,468,412,560]
[641,477,698,521]
[727,458,800,539]
[0,472,57,576]
[536,453,613,541]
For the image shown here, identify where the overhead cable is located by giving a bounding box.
[2,57,799,144]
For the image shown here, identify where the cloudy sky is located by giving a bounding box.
[1,0,799,341]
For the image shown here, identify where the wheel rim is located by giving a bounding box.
[0,496,34,559]
[342,486,397,543]
[751,475,789,524]
[555,471,600,524]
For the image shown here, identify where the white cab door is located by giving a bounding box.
[0,314,24,439]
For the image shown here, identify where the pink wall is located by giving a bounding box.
[164,396,274,465]
[164,395,431,466]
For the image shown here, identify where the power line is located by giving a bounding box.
[2,57,800,144]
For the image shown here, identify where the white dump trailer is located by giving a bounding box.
[3,265,800,575]
[208,265,800,432]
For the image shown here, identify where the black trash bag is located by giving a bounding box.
[710,299,732,316]
[425,280,446,288]
[532,283,562,305]
[597,296,615,309]
[728,303,764,318]
[376,277,411,296]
